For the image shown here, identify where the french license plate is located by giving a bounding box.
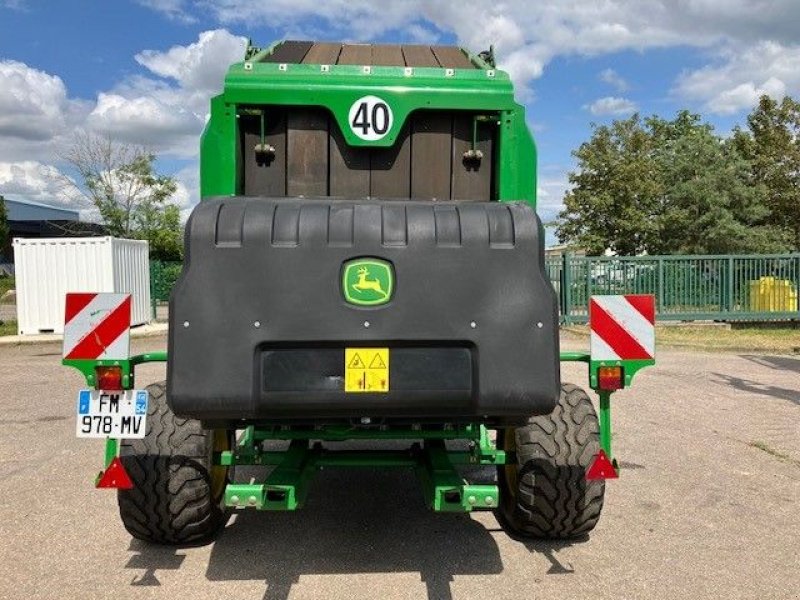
[76,390,148,439]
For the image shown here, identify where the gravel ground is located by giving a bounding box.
[0,334,797,600]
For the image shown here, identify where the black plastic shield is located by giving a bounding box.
[167,197,560,424]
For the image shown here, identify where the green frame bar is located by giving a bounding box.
[223,430,504,513]
[71,346,651,491]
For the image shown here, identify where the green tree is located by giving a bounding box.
[734,95,800,250]
[61,133,183,260]
[557,110,787,255]
[656,117,783,254]
[0,195,8,258]
[556,114,663,255]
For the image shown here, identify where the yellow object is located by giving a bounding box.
[748,277,798,312]
[345,348,390,392]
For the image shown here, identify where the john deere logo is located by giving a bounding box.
[343,259,394,306]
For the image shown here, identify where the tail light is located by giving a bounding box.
[95,366,123,390]
[598,366,623,391]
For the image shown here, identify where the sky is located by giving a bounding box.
[1,0,799,244]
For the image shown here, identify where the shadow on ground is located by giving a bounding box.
[206,468,501,600]
[712,371,800,405]
[123,465,593,599]
[740,354,800,373]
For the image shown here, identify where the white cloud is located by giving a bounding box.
[586,96,637,116]
[172,164,199,215]
[136,1,800,106]
[0,61,90,163]
[87,92,199,151]
[0,161,85,210]
[0,61,76,142]
[136,0,195,23]
[599,68,629,92]
[1,0,27,10]
[135,29,247,92]
[674,41,800,114]
[85,29,247,156]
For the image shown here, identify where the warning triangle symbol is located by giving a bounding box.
[369,354,386,369]
[348,353,365,369]
[96,457,134,489]
[586,450,618,480]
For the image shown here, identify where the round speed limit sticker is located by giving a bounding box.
[348,96,393,141]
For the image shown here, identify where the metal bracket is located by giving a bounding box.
[220,425,505,513]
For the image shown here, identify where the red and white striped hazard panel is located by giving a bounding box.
[590,295,655,361]
[63,293,131,360]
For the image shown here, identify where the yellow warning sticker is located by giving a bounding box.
[345,348,389,393]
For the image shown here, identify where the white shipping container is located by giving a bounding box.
[13,237,151,335]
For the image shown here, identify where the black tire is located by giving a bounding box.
[497,383,605,539]
[117,382,229,545]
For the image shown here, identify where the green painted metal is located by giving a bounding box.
[249,423,483,442]
[62,359,134,389]
[560,351,590,362]
[63,352,168,389]
[598,391,612,458]
[548,253,800,324]
[103,438,118,469]
[200,41,537,206]
[221,425,503,512]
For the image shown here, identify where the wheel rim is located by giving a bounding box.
[210,429,230,500]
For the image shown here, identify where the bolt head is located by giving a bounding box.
[470,321,477,329]
[182,321,190,328]
[360,417,371,425]
[468,496,477,505]
[230,495,240,505]
[364,320,370,328]
[248,495,258,506]
[485,496,494,506]
[254,320,261,328]
[536,322,543,329]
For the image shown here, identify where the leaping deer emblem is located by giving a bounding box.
[352,266,388,298]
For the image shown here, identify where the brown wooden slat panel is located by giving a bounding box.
[431,46,475,69]
[337,44,372,65]
[329,123,370,198]
[302,42,342,65]
[241,111,287,197]
[370,123,411,198]
[371,44,404,66]
[451,115,494,201]
[287,109,329,197]
[401,45,440,67]
[262,40,314,63]
[411,113,452,200]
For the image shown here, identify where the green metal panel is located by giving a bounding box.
[200,95,237,197]
[221,425,504,513]
[200,42,537,207]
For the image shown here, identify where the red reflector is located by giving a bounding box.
[96,457,133,489]
[95,366,123,390]
[598,366,623,391]
[586,450,618,480]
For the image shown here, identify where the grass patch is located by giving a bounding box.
[0,276,14,297]
[749,441,791,461]
[0,319,17,337]
[563,324,800,354]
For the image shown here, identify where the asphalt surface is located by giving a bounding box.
[0,334,798,600]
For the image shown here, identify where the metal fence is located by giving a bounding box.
[150,260,182,320]
[150,254,800,323]
[546,254,800,324]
